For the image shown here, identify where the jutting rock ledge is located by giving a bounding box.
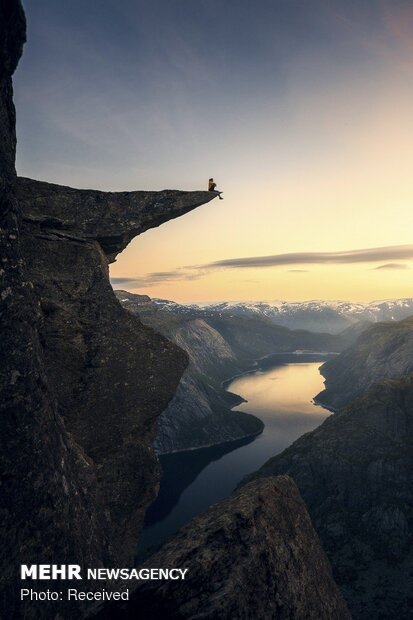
[15,175,219,567]
[17,177,218,261]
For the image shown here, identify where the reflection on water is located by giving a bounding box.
[137,356,331,559]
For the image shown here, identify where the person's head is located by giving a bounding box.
[209,178,214,182]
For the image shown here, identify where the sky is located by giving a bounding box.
[14,0,413,302]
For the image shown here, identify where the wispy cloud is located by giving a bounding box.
[373,263,409,270]
[110,269,203,289]
[111,245,413,289]
[204,245,413,269]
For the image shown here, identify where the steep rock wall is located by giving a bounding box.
[1,4,109,619]
[117,291,263,453]
[316,316,413,410]
[91,477,351,620]
[16,177,218,562]
[244,376,413,619]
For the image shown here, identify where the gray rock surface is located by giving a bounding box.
[17,176,217,261]
[317,316,413,410]
[16,179,217,562]
[244,376,413,619]
[91,476,351,620]
[1,5,106,618]
[117,291,263,453]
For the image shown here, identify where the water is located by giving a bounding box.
[137,353,332,559]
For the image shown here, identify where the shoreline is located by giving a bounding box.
[158,349,335,457]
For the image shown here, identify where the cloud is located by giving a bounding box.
[110,269,203,289]
[111,244,413,289]
[373,263,409,270]
[204,245,413,270]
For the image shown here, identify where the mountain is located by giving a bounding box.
[205,314,347,361]
[117,290,350,453]
[243,376,413,619]
[91,477,351,620]
[153,298,413,334]
[117,290,263,453]
[316,316,413,410]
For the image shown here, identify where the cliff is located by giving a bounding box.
[16,177,216,262]
[244,376,413,619]
[91,477,351,620]
[117,291,263,453]
[1,5,103,618]
[316,316,413,410]
[16,177,217,561]
[0,4,218,617]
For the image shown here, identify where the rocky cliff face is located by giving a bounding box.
[244,376,413,619]
[16,180,219,518]
[14,180,216,600]
[0,5,218,617]
[316,317,413,410]
[92,477,351,620]
[117,291,263,453]
[2,5,105,618]
[16,177,216,262]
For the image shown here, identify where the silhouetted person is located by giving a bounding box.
[208,177,223,199]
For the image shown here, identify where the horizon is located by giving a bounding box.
[113,287,413,307]
[15,0,413,302]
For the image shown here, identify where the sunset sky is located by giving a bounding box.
[15,0,413,302]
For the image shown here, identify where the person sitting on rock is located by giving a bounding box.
[208,177,223,199]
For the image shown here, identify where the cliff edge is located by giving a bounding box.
[16,176,217,563]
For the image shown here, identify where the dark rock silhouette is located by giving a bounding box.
[17,176,217,564]
[17,177,217,262]
[245,375,413,619]
[91,477,351,620]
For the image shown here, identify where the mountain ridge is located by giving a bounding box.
[316,315,413,410]
[146,297,413,334]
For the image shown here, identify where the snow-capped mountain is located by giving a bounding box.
[152,298,413,334]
